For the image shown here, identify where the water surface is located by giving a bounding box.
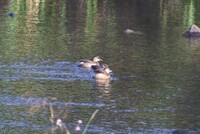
[0,0,200,133]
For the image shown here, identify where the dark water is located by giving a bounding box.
[0,0,200,133]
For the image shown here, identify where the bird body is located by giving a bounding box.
[79,56,102,68]
[92,64,112,80]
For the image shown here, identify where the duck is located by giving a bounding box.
[92,64,112,80]
[78,56,103,68]
[91,63,112,73]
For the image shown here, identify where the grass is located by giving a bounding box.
[49,103,99,134]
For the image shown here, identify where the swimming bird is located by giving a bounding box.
[91,63,112,73]
[92,64,112,80]
[78,56,103,68]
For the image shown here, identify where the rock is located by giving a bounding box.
[183,24,200,37]
[124,29,142,35]
[124,29,134,34]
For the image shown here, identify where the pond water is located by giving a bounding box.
[0,0,200,133]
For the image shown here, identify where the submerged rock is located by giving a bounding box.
[183,24,200,37]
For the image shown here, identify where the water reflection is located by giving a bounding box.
[186,37,200,46]
[95,79,111,90]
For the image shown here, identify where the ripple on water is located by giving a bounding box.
[0,61,117,82]
[0,95,105,108]
[0,61,96,81]
[0,94,106,132]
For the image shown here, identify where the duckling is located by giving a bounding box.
[93,64,112,80]
[78,56,103,68]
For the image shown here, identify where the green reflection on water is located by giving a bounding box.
[0,0,70,63]
[184,0,195,26]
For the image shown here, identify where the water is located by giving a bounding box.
[0,0,200,133]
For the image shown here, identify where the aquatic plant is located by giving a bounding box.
[48,100,99,134]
